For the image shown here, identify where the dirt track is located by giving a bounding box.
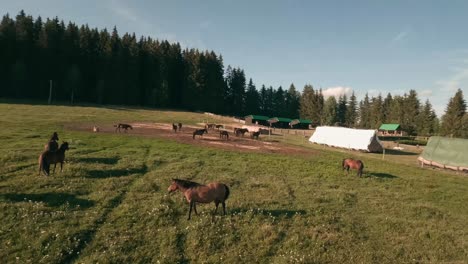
[68,122,317,157]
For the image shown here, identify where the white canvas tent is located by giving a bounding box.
[309,126,383,152]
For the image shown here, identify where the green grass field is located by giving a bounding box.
[0,103,467,263]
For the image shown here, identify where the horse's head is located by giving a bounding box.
[168,179,179,193]
[60,142,69,151]
[204,129,208,134]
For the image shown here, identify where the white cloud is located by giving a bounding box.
[109,4,138,22]
[435,66,468,92]
[322,86,353,98]
[392,30,409,43]
[419,89,433,97]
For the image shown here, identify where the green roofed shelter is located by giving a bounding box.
[245,115,270,126]
[418,136,468,171]
[378,123,404,136]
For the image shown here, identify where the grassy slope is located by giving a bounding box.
[0,103,466,263]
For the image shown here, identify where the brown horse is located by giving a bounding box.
[44,132,59,151]
[114,123,133,133]
[215,124,223,130]
[172,123,178,133]
[39,142,69,176]
[235,128,248,137]
[342,158,364,177]
[168,179,230,220]
[220,130,229,140]
[178,123,182,131]
[251,131,260,140]
[193,129,208,139]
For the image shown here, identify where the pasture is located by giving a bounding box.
[0,102,467,263]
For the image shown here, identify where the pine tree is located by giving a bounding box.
[358,93,371,128]
[323,96,338,125]
[336,95,347,125]
[441,89,467,138]
[346,92,357,127]
[299,85,315,121]
[245,78,260,114]
[285,83,300,118]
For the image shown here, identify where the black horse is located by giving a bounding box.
[251,131,260,140]
[114,123,133,133]
[178,123,182,131]
[193,129,208,139]
[172,123,178,133]
[220,130,229,140]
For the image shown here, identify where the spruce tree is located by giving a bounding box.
[441,89,467,138]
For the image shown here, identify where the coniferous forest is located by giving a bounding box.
[1,11,467,137]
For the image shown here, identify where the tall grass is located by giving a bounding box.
[0,103,466,263]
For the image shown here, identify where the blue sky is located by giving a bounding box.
[2,0,468,116]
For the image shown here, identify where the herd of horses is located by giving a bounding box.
[36,122,365,221]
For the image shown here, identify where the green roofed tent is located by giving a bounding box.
[418,136,468,171]
[268,117,292,128]
[245,115,270,126]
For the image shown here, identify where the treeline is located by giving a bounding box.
[0,11,467,137]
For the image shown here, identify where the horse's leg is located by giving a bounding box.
[222,202,226,215]
[60,162,63,172]
[188,201,194,220]
[193,203,198,215]
[53,163,57,174]
[215,201,219,213]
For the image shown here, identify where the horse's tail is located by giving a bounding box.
[38,153,48,175]
[342,159,346,168]
[224,184,230,201]
[359,161,364,173]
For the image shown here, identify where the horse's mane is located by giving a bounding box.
[174,179,201,189]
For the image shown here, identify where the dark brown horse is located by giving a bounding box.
[342,158,364,177]
[44,132,59,151]
[220,130,229,140]
[168,179,230,220]
[172,123,178,133]
[178,123,182,131]
[251,131,260,140]
[114,123,133,133]
[39,142,69,176]
[235,128,248,137]
[215,124,223,130]
[193,128,208,139]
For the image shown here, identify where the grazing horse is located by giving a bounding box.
[193,129,208,139]
[167,179,230,220]
[44,132,59,151]
[215,124,223,130]
[251,131,261,140]
[178,123,182,131]
[39,142,69,176]
[235,128,249,137]
[342,158,364,177]
[114,123,133,133]
[205,123,216,129]
[172,123,178,133]
[220,130,229,140]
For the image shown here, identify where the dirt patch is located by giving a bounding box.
[66,122,318,157]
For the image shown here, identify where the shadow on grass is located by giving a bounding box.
[367,172,398,179]
[384,149,418,156]
[0,192,94,208]
[85,165,148,179]
[75,157,119,165]
[230,208,307,218]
